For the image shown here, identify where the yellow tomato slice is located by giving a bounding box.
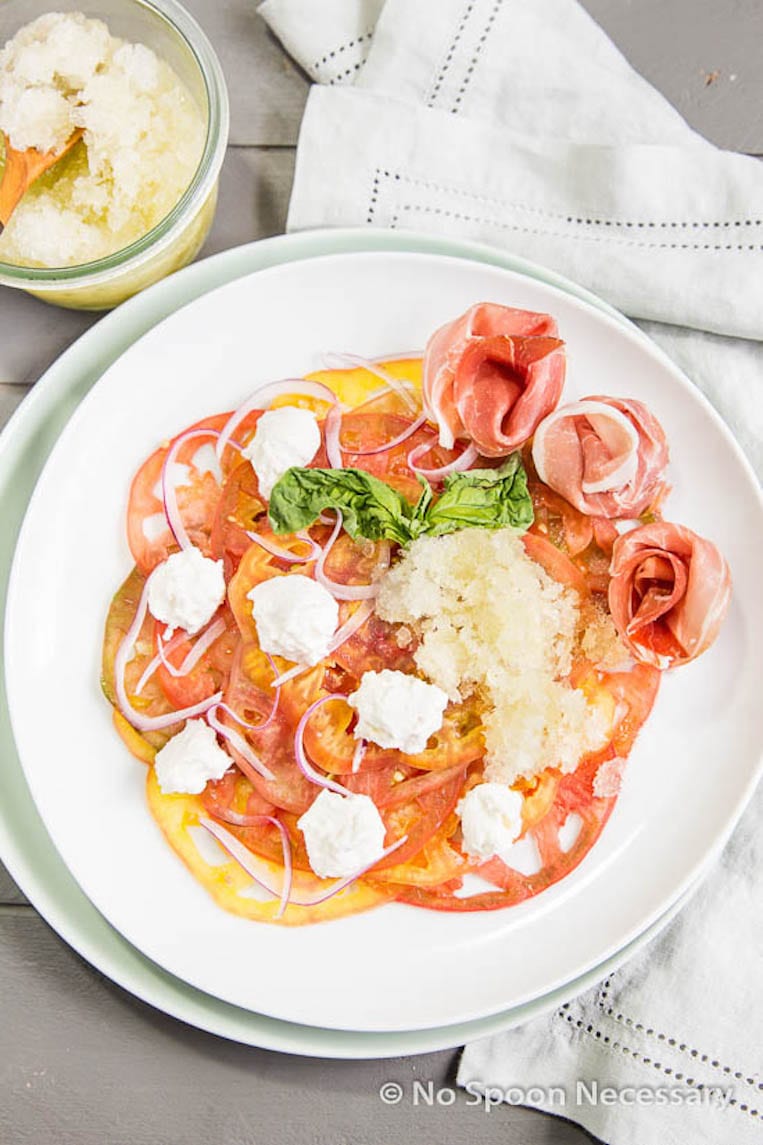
[146,769,395,926]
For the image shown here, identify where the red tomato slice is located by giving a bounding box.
[227,708,317,815]
[332,611,418,677]
[302,690,483,776]
[153,611,237,709]
[319,530,390,597]
[528,473,620,592]
[529,481,594,556]
[522,531,591,597]
[209,459,267,576]
[372,820,470,889]
[333,412,454,501]
[373,767,467,870]
[217,643,317,814]
[128,411,266,575]
[127,413,230,574]
[101,567,177,750]
[601,662,661,757]
[201,771,314,870]
[382,662,660,911]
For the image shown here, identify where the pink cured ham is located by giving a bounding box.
[423,303,566,457]
[532,396,669,518]
[608,522,732,669]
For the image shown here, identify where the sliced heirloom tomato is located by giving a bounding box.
[373,766,467,871]
[127,413,229,574]
[218,642,318,815]
[101,566,177,754]
[202,770,315,871]
[522,531,590,597]
[111,353,670,928]
[378,662,660,911]
[529,480,594,556]
[307,357,424,413]
[147,771,395,925]
[334,412,457,501]
[227,540,313,644]
[210,459,267,575]
[302,695,483,776]
[380,757,614,912]
[371,818,471,890]
[152,610,238,709]
[128,410,267,576]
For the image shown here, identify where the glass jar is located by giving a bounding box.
[0,0,229,309]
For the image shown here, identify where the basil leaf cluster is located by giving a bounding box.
[268,454,533,545]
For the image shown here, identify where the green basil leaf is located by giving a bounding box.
[267,454,533,548]
[268,467,416,546]
[423,454,534,537]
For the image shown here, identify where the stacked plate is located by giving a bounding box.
[1,232,760,1057]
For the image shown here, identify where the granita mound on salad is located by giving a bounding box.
[101,302,732,925]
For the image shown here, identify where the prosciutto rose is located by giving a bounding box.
[608,522,731,669]
[532,397,669,518]
[423,303,565,457]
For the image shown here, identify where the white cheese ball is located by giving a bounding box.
[348,669,448,755]
[248,574,338,665]
[147,548,225,635]
[457,783,524,861]
[154,719,230,795]
[242,406,321,498]
[297,789,386,878]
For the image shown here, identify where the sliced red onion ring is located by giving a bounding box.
[214,696,279,733]
[136,617,226,695]
[215,379,344,466]
[135,630,183,695]
[343,412,428,457]
[323,352,419,413]
[270,600,374,689]
[328,599,373,653]
[114,579,222,732]
[161,427,221,551]
[207,705,275,781]
[215,653,281,733]
[294,694,351,795]
[269,662,313,690]
[245,530,322,564]
[351,739,367,774]
[200,817,407,908]
[323,403,343,470]
[157,616,227,679]
[199,816,292,917]
[407,437,480,481]
[315,511,390,601]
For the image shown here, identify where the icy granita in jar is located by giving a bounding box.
[0,11,205,268]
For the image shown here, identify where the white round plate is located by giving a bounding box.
[6,249,762,1033]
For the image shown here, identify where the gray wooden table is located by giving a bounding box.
[1,3,760,1142]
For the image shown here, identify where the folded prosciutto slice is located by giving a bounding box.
[423,303,565,457]
[608,522,731,669]
[532,397,669,518]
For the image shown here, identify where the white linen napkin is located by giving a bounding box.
[259,3,762,1141]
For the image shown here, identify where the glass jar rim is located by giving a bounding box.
[0,0,229,286]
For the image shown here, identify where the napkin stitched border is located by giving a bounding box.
[366,168,763,251]
[552,982,763,1124]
